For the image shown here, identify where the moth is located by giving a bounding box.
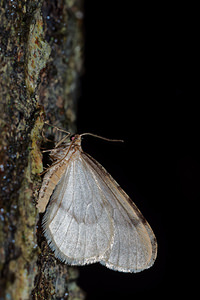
[37,128,157,273]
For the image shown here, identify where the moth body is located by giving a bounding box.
[37,134,157,272]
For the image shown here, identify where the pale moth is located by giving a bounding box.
[37,126,157,273]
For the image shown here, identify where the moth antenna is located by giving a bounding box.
[80,133,124,143]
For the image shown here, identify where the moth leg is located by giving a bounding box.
[42,128,54,143]
[44,121,70,135]
[43,121,71,147]
[55,134,71,148]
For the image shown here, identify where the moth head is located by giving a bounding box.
[70,134,82,147]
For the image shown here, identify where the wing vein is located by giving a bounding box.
[80,156,112,245]
[83,153,143,234]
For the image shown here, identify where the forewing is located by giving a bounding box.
[43,151,114,265]
[82,153,157,273]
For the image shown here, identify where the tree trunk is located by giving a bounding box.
[0,1,85,299]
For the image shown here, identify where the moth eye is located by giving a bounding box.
[70,135,76,141]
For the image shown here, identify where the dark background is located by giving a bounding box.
[76,3,199,299]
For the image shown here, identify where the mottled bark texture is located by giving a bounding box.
[0,1,84,299]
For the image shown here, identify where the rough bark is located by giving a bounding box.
[0,1,84,299]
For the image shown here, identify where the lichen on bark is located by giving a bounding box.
[0,1,84,299]
[25,8,52,95]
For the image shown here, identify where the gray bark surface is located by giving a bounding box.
[0,1,85,299]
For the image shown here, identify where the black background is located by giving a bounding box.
[75,3,199,299]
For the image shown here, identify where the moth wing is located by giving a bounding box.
[43,151,114,265]
[82,153,157,273]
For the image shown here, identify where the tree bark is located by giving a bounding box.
[0,1,84,299]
